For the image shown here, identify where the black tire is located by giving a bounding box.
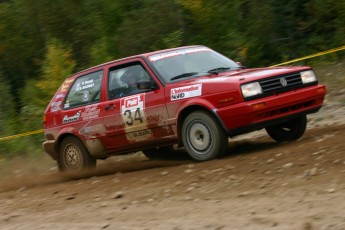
[58,136,96,172]
[142,146,175,160]
[182,111,228,161]
[265,115,307,142]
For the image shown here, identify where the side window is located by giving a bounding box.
[108,63,151,99]
[63,70,103,109]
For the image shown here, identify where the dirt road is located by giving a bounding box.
[1,106,345,229]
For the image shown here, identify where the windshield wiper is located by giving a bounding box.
[207,67,233,74]
[170,72,200,81]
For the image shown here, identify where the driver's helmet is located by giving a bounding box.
[120,68,139,88]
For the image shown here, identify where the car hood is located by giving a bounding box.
[195,66,311,83]
[167,66,313,96]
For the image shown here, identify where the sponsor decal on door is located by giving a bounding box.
[120,94,153,142]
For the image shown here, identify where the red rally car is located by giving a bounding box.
[42,46,326,172]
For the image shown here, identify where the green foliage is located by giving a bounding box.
[20,39,76,132]
[115,0,184,57]
[0,77,15,135]
[89,37,117,66]
[37,39,76,106]
[0,75,24,157]
[163,29,184,48]
[13,38,76,155]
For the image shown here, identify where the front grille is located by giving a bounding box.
[259,72,302,94]
[242,71,317,101]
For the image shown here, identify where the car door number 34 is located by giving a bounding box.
[121,94,147,130]
[123,108,144,126]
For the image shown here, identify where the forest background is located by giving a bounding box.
[0,0,344,157]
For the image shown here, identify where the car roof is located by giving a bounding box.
[70,45,206,77]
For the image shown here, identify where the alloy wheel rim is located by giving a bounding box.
[65,144,82,170]
[188,121,211,154]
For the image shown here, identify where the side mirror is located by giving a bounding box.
[236,62,245,69]
[137,80,157,90]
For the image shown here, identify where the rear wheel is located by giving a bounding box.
[58,136,96,172]
[265,115,307,142]
[182,111,228,161]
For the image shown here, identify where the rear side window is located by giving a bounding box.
[63,70,103,109]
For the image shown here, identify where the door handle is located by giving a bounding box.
[104,104,115,110]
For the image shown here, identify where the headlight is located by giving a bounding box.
[301,70,317,84]
[241,82,263,98]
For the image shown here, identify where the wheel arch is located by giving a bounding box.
[176,105,226,146]
[56,133,97,172]
[55,133,82,156]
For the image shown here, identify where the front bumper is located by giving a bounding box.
[215,84,326,136]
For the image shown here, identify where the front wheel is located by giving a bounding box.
[58,136,96,172]
[182,111,228,161]
[265,115,307,142]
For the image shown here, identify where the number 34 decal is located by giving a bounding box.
[121,95,146,128]
[123,108,144,126]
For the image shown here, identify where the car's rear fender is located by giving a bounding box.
[55,130,106,159]
[55,133,75,157]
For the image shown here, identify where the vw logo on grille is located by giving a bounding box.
[280,78,287,87]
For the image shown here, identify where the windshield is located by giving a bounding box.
[148,47,240,83]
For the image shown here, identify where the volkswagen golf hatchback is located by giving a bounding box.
[43,46,326,172]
